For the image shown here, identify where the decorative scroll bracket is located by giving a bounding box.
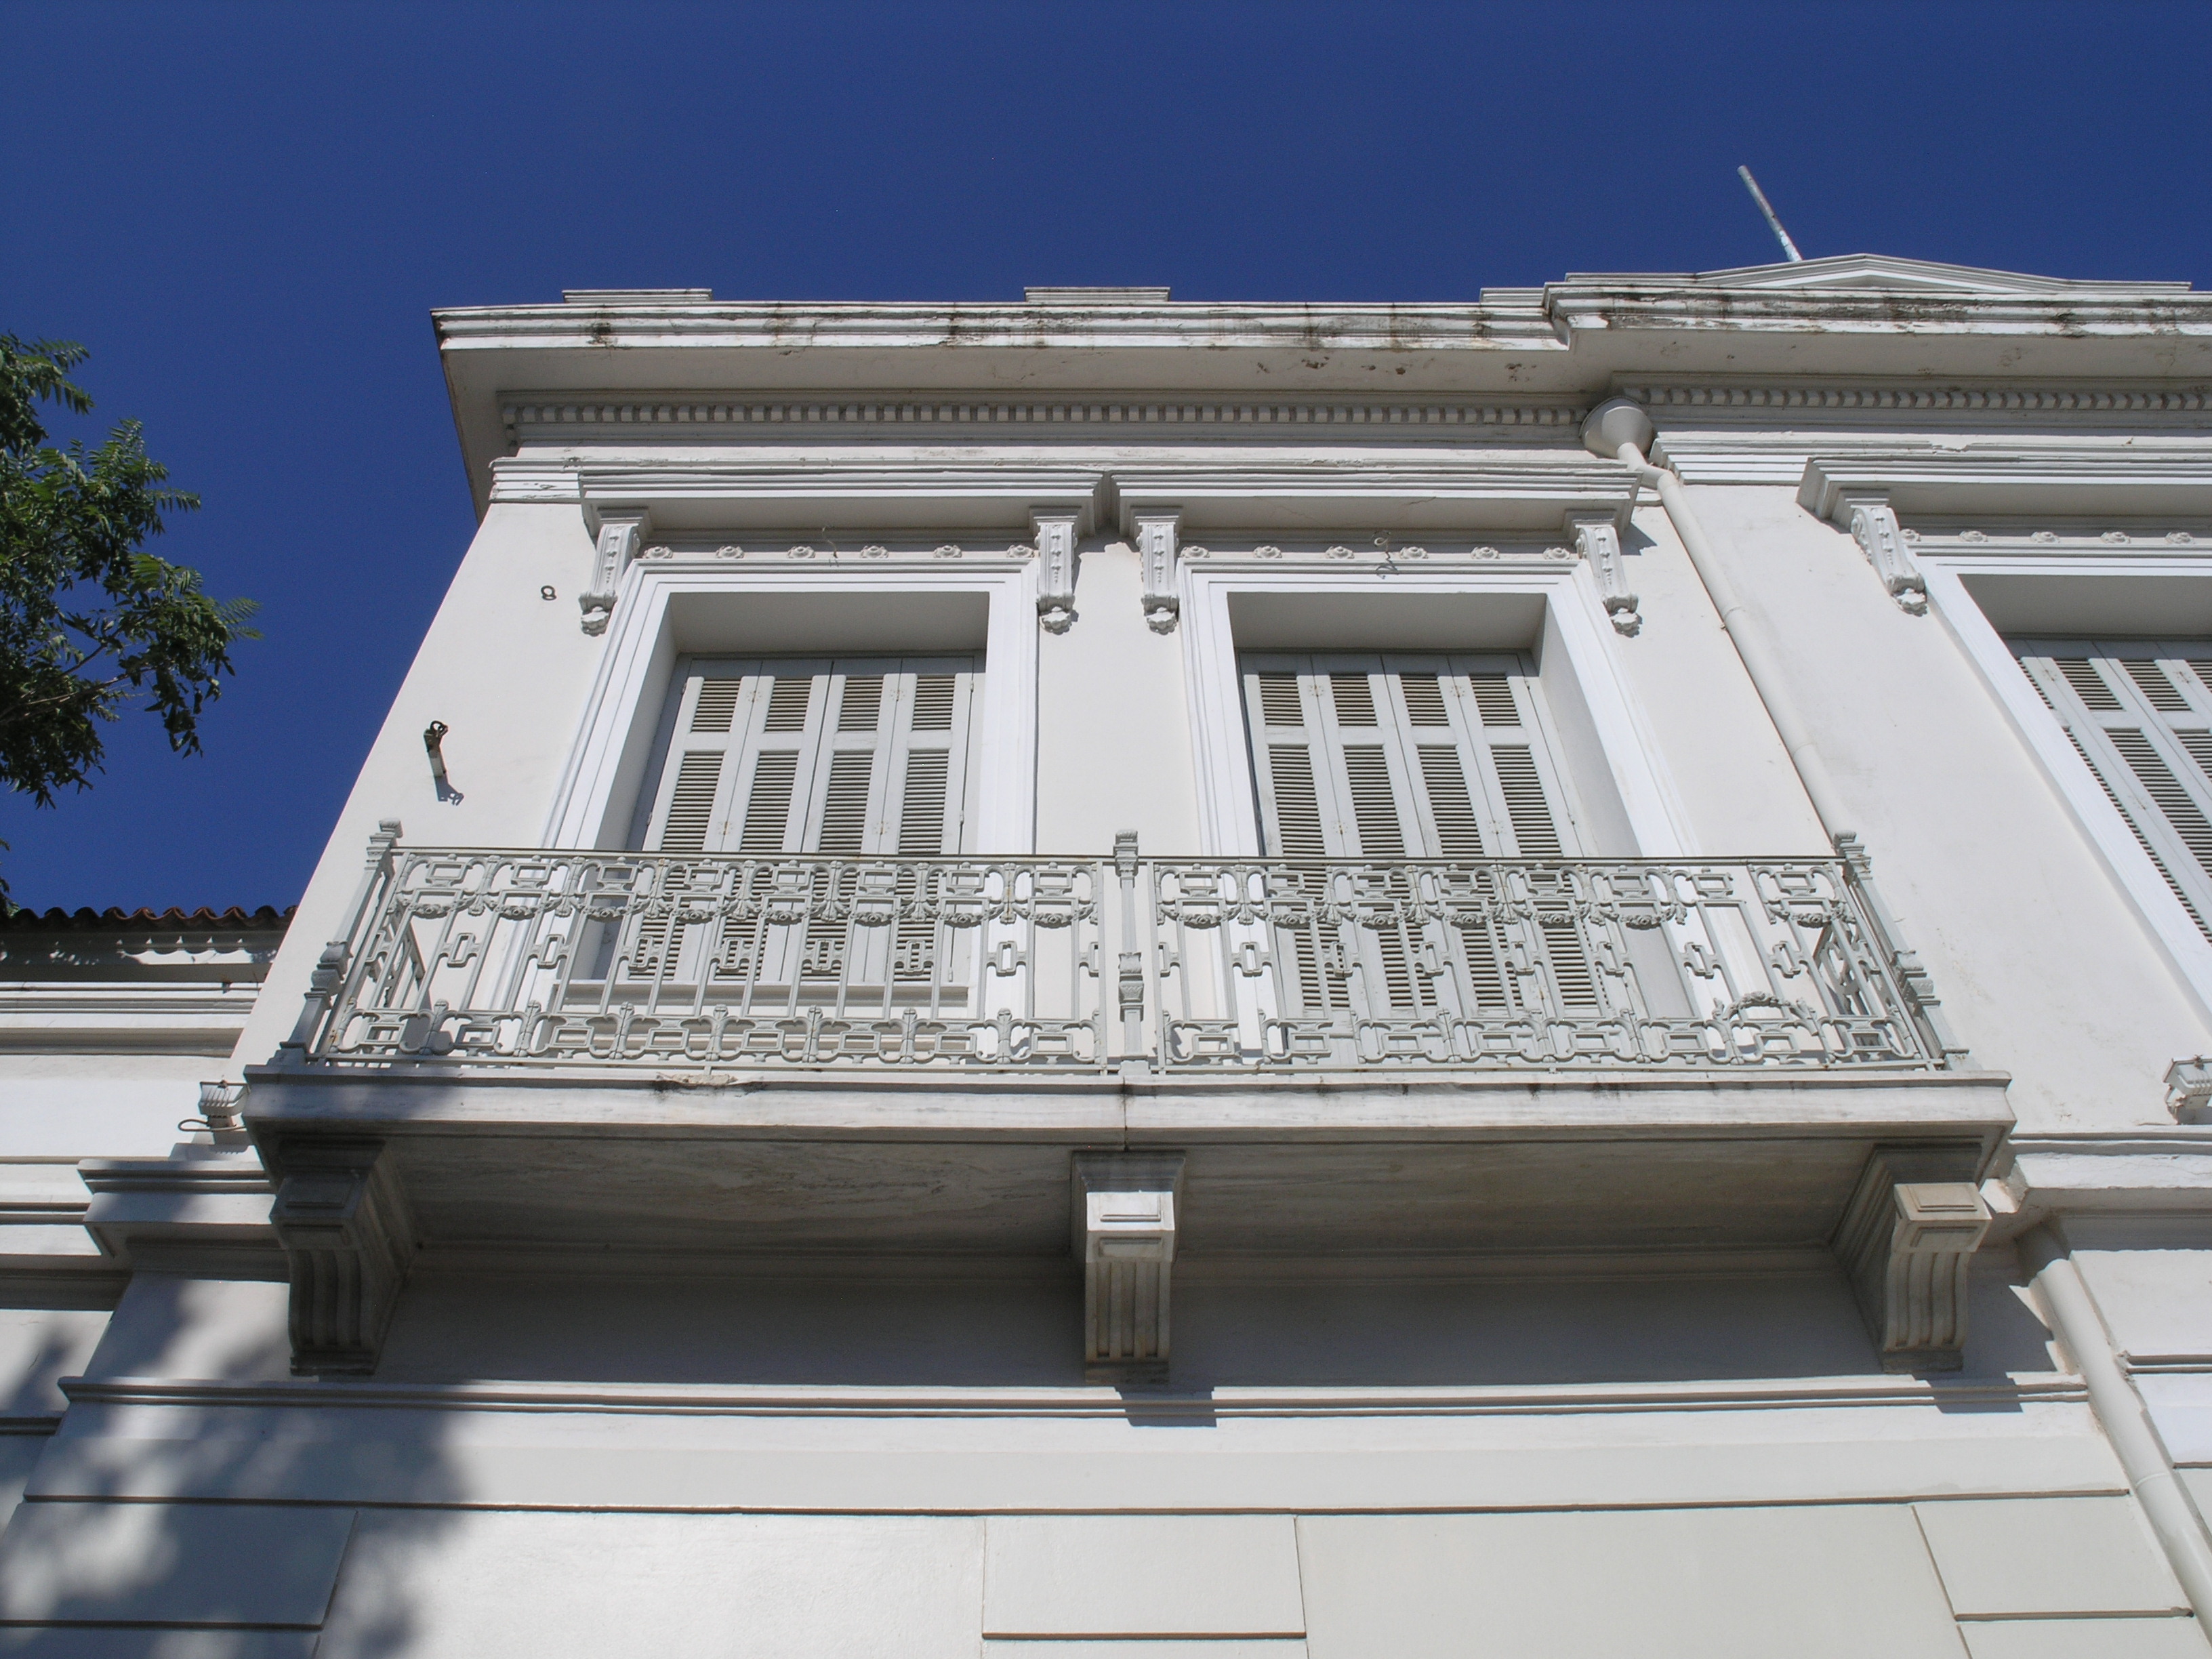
[580,506,652,636]
[2168,1057,2212,1122]
[1569,514,1641,636]
[1073,1150,1184,1382]
[1837,493,1927,615]
[270,1139,417,1376]
[1032,508,1084,634]
[1130,509,1183,634]
[1833,1146,1990,1372]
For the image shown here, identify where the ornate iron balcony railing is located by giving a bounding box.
[279,826,1963,1078]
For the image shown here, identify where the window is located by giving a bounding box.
[2015,639,2212,937]
[1233,652,1603,1024]
[640,657,979,857]
[1239,652,1581,860]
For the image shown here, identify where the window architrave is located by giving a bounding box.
[541,562,1040,855]
[1921,544,2212,1022]
[1177,562,1693,859]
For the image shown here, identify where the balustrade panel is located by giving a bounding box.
[291,845,1943,1076]
[1148,857,1937,1071]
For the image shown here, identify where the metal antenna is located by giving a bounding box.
[1737,166,1803,263]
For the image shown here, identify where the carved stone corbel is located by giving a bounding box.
[1569,514,1641,636]
[1073,1151,1183,1381]
[1032,508,1083,633]
[1838,494,1927,615]
[580,506,651,635]
[1130,510,1182,634]
[270,1139,416,1375]
[1833,1147,1990,1372]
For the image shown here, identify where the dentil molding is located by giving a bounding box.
[503,396,1589,434]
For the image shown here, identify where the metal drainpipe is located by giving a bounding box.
[2021,1223,2212,1640]
[1580,398,1855,842]
[1578,400,1978,1067]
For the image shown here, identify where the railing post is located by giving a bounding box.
[1834,833,1971,1069]
[279,820,403,1064]
[1113,831,1146,1062]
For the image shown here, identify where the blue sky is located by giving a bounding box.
[3,1,2208,910]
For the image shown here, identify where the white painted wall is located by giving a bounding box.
[1682,481,2212,1130]
[1036,538,1202,855]
[230,501,604,1069]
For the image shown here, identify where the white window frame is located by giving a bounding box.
[1178,562,1693,858]
[542,562,1040,854]
[1921,549,2212,1019]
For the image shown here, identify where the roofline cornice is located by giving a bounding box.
[432,300,1567,356]
[432,259,2212,518]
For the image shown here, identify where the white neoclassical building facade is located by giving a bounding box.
[5,257,2212,1654]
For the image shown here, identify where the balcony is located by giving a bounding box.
[233,827,2009,1340]
[276,830,1961,1080]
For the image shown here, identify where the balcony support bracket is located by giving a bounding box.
[270,1139,416,1376]
[1073,1151,1184,1382]
[1833,1145,1990,1373]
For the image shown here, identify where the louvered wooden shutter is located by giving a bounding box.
[642,657,979,857]
[1240,654,1580,859]
[2017,640,2212,937]
[1240,653,1587,1019]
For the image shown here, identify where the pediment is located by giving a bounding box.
[1563,253,2189,296]
[1677,253,2188,295]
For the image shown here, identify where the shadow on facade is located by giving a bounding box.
[0,1274,469,1658]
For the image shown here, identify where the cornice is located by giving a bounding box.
[60,1370,2084,1420]
[440,300,1568,357]
[443,260,2210,361]
[1556,287,2212,337]
[438,260,2212,520]
[1645,425,2212,488]
[1799,449,2212,521]
[501,392,1590,436]
[493,454,1637,531]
